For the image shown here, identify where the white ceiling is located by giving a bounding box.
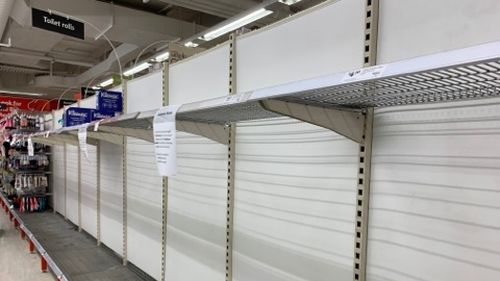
[0,0,324,100]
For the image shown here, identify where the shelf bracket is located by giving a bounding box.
[98,126,154,143]
[67,130,123,146]
[48,134,79,146]
[176,120,229,145]
[260,99,365,144]
[32,137,65,146]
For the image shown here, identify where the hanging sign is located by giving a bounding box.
[342,64,387,83]
[153,105,180,176]
[27,137,34,157]
[78,127,89,160]
[80,87,97,98]
[32,8,85,40]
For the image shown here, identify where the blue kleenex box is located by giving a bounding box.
[92,111,116,121]
[96,90,123,113]
[64,107,95,127]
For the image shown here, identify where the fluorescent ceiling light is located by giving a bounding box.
[123,62,151,76]
[99,78,113,87]
[200,8,273,41]
[154,51,170,62]
[279,0,303,5]
[184,41,199,48]
[0,90,44,97]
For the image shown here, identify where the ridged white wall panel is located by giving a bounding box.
[52,145,65,215]
[126,73,163,280]
[367,98,500,281]
[236,0,364,93]
[65,144,79,225]
[165,133,228,281]
[169,43,230,104]
[99,140,123,255]
[378,0,500,63]
[233,118,359,281]
[80,144,97,237]
[166,47,229,280]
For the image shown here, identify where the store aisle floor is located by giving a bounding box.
[0,209,55,281]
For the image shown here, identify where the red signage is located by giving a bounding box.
[0,96,57,119]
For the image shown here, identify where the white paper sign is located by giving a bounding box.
[153,105,180,176]
[78,127,89,160]
[94,121,101,132]
[342,64,387,83]
[27,137,34,156]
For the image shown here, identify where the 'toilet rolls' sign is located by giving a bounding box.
[32,8,85,40]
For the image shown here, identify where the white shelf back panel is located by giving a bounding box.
[233,118,359,281]
[80,144,97,237]
[169,43,230,105]
[52,145,65,215]
[99,141,123,255]
[126,137,162,280]
[236,0,364,93]
[125,72,163,280]
[78,95,97,109]
[65,144,79,225]
[127,71,163,112]
[367,98,500,281]
[378,0,500,63]
[165,132,228,281]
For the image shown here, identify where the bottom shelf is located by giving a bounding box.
[0,193,155,281]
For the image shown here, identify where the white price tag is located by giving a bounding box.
[45,131,50,138]
[78,127,89,160]
[27,137,34,157]
[94,121,101,132]
[223,92,253,105]
[153,105,180,177]
[342,64,387,83]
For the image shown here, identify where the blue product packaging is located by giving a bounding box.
[64,107,95,127]
[92,111,116,121]
[96,90,123,113]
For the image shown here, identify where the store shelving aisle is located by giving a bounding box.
[0,209,54,281]
[17,211,151,281]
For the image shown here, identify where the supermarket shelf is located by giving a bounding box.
[30,40,500,144]
[0,193,153,281]
[0,192,68,281]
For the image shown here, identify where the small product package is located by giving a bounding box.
[96,90,123,114]
[64,107,95,127]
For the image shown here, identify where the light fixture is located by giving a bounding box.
[0,89,44,97]
[123,62,151,76]
[154,51,170,62]
[279,0,303,5]
[98,78,113,87]
[184,41,199,48]
[200,8,273,41]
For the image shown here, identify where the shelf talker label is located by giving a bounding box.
[27,137,34,157]
[153,105,180,177]
[78,127,89,160]
[342,64,387,83]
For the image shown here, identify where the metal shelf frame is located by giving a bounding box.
[22,12,500,281]
[30,39,500,146]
